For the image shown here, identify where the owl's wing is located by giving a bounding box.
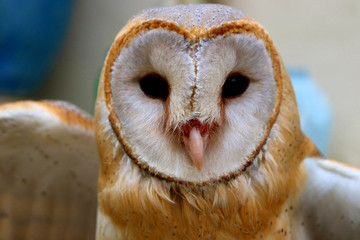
[294,157,360,239]
[0,101,99,240]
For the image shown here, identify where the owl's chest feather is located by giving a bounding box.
[97,189,295,240]
[97,166,299,240]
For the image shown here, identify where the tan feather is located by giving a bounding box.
[0,101,98,239]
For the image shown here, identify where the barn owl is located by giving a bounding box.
[0,4,359,240]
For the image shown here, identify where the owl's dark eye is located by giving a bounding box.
[139,74,169,100]
[222,73,250,98]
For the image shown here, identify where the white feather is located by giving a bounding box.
[110,30,277,183]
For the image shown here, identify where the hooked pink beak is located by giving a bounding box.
[181,120,211,171]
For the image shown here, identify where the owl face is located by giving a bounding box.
[100,5,283,184]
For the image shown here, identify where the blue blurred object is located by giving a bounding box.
[289,68,333,155]
[0,0,75,96]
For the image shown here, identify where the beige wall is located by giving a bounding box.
[37,0,360,166]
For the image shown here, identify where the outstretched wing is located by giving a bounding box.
[0,101,99,240]
[294,157,360,239]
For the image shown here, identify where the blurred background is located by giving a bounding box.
[0,0,359,166]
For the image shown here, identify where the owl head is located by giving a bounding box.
[95,4,317,186]
[94,5,321,238]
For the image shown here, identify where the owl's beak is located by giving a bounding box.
[181,120,210,171]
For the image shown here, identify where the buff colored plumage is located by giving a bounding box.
[0,101,98,239]
[0,4,359,240]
